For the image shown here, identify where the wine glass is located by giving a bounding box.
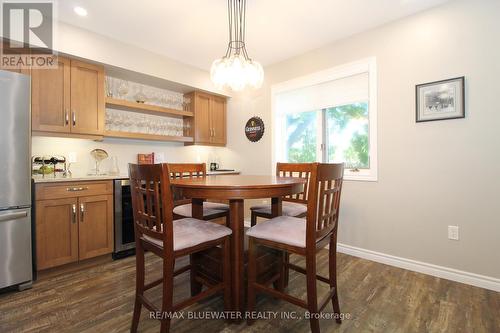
[117,80,129,99]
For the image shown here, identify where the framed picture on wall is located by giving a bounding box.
[416,76,465,122]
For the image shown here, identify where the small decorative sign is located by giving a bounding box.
[245,116,265,142]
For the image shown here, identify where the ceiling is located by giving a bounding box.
[57,0,450,71]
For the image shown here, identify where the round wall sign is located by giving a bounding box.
[244,116,265,142]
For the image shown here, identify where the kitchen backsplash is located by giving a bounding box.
[32,136,228,177]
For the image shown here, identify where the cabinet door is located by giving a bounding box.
[210,96,226,145]
[70,60,105,135]
[31,57,71,133]
[194,92,212,143]
[36,198,78,270]
[78,195,113,260]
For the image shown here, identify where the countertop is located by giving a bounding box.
[32,170,240,183]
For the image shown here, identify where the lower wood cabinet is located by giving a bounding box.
[35,181,114,270]
[36,198,79,270]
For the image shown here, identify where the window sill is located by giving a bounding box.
[344,174,378,182]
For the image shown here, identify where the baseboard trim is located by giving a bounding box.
[337,243,500,292]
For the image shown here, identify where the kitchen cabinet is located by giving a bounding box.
[35,181,113,270]
[187,91,227,146]
[36,198,79,270]
[32,57,105,137]
[77,195,114,260]
[31,57,71,133]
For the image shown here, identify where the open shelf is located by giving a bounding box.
[105,97,193,118]
[104,130,194,143]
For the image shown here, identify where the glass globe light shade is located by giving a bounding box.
[211,54,264,91]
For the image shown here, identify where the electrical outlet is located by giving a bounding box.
[448,226,459,240]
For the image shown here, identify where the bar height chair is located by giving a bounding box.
[129,163,232,333]
[168,163,230,222]
[249,162,314,226]
[246,163,344,333]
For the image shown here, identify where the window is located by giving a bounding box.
[272,58,377,181]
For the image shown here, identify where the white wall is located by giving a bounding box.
[223,0,500,279]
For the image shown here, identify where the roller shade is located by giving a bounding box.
[275,72,369,115]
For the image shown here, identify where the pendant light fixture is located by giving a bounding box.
[211,0,264,91]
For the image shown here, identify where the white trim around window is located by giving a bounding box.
[271,57,378,181]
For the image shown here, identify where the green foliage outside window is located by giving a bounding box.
[285,102,369,168]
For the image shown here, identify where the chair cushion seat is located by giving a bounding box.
[143,218,232,251]
[250,201,307,217]
[246,216,306,248]
[173,202,229,218]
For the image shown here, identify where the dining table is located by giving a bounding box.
[170,174,306,314]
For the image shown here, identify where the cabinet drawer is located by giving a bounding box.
[36,181,113,200]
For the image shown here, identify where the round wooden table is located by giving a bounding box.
[171,175,306,313]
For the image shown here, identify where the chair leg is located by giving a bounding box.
[273,250,285,292]
[223,237,232,313]
[306,252,320,333]
[160,257,175,333]
[189,253,202,296]
[250,211,257,226]
[131,240,145,333]
[284,252,290,287]
[246,237,257,326]
[329,234,342,324]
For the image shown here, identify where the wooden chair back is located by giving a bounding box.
[167,163,206,206]
[276,162,315,204]
[168,163,207,178]
[306,163,344,245]
[129,163,174,252]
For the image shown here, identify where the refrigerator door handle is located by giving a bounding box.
[0,211,28,222]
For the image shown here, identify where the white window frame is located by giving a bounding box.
[271,57,378,181]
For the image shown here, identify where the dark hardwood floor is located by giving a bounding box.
[0,251,498,333]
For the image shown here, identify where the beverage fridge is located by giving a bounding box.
[0,70,33,290]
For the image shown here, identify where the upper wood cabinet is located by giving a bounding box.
[32,56,105,137]
[187,91,227,146]
[210,96,226,145]
[31,57,71,133]
[70,60,105,135]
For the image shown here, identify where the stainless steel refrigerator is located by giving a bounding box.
[0,70,32,290]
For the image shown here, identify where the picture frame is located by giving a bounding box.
[416,76,465,122]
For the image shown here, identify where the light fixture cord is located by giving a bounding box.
[224,0,250,60]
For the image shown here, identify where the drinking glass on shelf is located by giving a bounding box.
[183,121,191,136]
[176,122,183,136]
[105,111,113,130]
[183,97,191,111]
[117,80,130,99]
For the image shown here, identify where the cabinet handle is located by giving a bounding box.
[65,110,69,126]
[72,204,77,224]
[213,128,216,137]
[80,203,85,223]
[66,187,88,192]
[72,111,76,126]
